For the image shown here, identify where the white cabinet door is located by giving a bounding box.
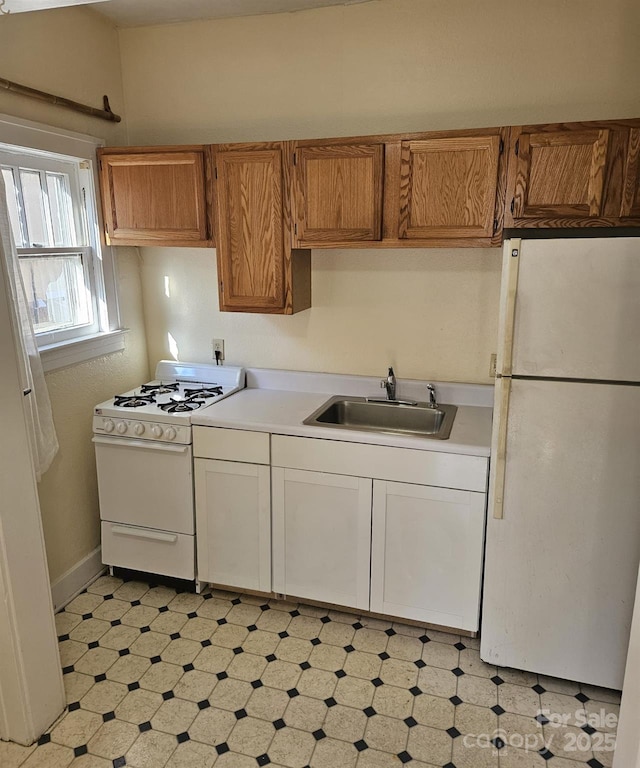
[195,459,271,592]
[371,480,486,632]
[272,468,372,610]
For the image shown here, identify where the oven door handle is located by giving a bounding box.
[109,524,178,543]
[92,436,190,454]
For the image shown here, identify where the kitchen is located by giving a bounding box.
[0,0,639,767]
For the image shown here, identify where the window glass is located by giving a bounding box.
[20,169,49,247]
[1,167,24,246]
[19,252,92,334]
[46,172,76,247]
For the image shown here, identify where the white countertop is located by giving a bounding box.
[191,369,494,457]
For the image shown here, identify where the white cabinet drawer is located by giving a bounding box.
[101,522,195,580]
[272,435,488,492]
[193,427,270,464]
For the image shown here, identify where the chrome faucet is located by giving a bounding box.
[381,367,396,401]
[426,383,437,407]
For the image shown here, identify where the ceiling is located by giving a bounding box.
[1,0,375,27]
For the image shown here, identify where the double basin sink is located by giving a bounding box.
[303,396,457,440]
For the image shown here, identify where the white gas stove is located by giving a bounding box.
[93,361,245,444]
[93,361,245,585]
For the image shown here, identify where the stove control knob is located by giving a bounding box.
[103,419,115,433]
[151,425,163,438]
[116,421,128,434]
[133,422,145,436]
[165,427,177,441]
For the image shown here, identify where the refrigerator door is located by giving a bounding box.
[482,377,640,688]
[500,238,640,381]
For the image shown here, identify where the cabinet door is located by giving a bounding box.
[272,468,372,610]
[397,135,502,240]
[99,148,211,246]
[195,459,271,592]
[508,127,610,222]
[293,143,384,245]
[371,480,486,632]
[214,146,287,312]
[622,128,640,217]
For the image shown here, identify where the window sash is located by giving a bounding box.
[1,153,84,249]
[16,246,100,344]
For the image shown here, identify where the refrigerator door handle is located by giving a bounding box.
[499,239,521,377]
[493,377,512,520]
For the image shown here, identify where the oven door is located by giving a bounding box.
[93,435,194,534]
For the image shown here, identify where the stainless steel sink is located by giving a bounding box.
[303,396,457,439]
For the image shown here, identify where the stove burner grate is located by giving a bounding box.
[184,385,223,398]
[140,382,179,395]
[159,398,205,413]
[113,394,156,408]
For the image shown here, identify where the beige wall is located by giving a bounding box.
[118,0,640,383]
[0,7,149,583]
[141,246,501,381]
[119,0,640,145]
[38,253,148,583]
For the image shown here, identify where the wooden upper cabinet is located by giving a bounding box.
[508,128,610,222]
[622,128,640,218]
[98,147,212,247]
[292,142,384,246]
[398,135,503,240]
[384,128,507,246]
[213,142,310,314]
[505,121,640,228]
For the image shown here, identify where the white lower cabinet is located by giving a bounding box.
[271,468,372,611]
[194,428,488,632]
[195,458,271,592]
[371,480,486,632]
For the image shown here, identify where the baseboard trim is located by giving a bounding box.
[50,546,105,612]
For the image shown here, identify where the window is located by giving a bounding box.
[1,148,103,345]
[0,113,124,370]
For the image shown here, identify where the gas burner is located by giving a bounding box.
[140,382,179,395]
[159,398,205,413]
[184,385,223,398]
[113,394,156,408]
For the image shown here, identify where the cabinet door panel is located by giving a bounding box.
[371,480,485,632]
[100,150,210,246]
[295,144,383,243]
[215,149,285,310]
[195,459,271,592]
[512,129,609,219]
[398,136,501,239]
[622,128,640,217]
[272,468,372,610]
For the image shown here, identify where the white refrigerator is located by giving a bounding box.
[481,237,640,690]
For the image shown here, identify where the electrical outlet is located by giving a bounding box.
[489,353,497,378]
[212,339,225,361]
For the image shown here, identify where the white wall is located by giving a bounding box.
[615,564,640,767]
[0,6,149,583]
[117,0,640,383]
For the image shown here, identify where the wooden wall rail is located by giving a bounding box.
[0,77,121,123]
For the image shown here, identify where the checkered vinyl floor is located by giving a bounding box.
[0,576,621,768]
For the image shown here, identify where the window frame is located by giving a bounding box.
[0,113,125,371]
